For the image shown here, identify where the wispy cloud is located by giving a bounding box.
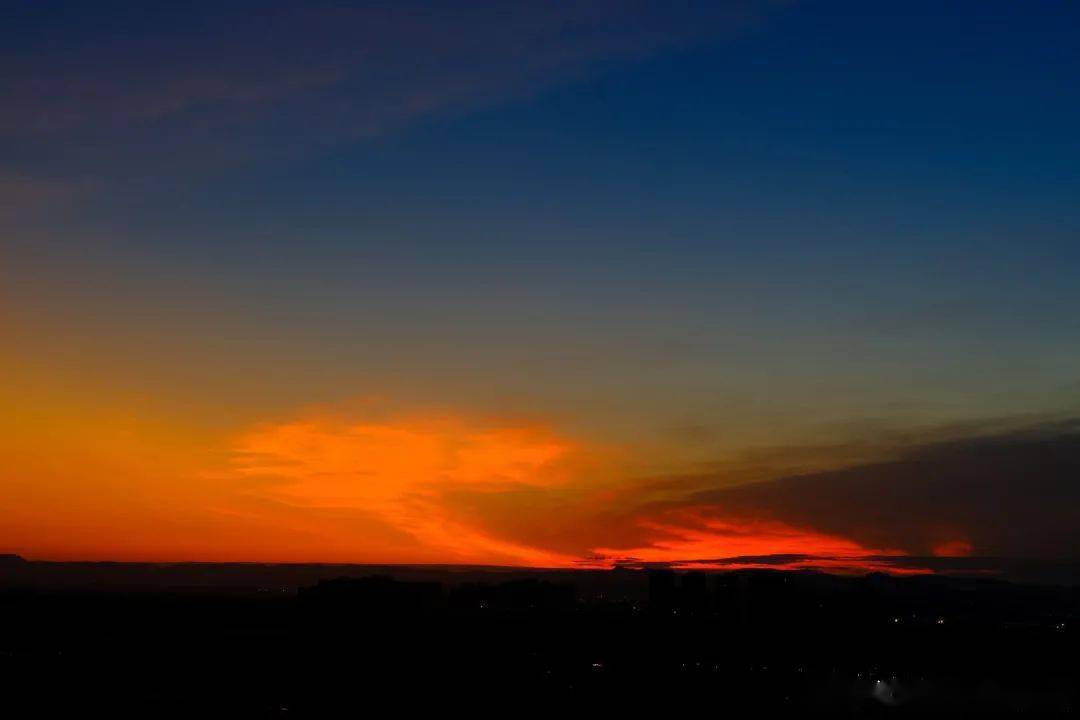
[0,1,783,173]
[225,410,596,566]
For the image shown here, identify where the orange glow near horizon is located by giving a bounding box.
[588,511,918,573]
[1,397,938,574]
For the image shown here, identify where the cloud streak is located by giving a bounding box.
[1,1,783,174]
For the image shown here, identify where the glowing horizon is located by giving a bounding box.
[0,399,983,574]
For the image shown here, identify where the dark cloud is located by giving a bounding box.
[692,420,1080,560]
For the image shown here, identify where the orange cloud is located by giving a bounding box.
[589,507,911,571]
[226,413,588,566]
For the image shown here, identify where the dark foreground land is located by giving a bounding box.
[1,556,1077,716]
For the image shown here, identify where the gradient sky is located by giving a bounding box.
[3,1,1080,572]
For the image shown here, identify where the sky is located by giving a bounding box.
[3,1,1080,574]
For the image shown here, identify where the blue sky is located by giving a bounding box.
[6,1,1080,440]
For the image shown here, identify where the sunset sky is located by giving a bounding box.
[4,1,1080,573]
